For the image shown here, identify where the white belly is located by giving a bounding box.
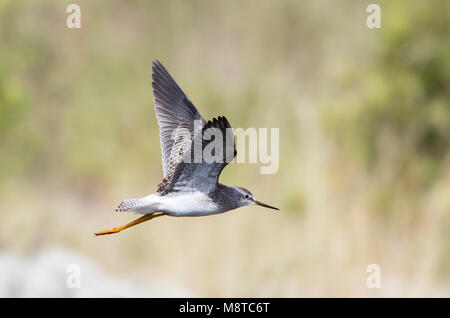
[139,192,221,216]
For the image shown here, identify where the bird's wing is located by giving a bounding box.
[162,116,237,194]
[152,60,205,181]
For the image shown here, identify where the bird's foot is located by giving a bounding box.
[95,212,165,236]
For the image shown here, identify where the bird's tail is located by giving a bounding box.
[115,195,158,214]
[116,198,146,213]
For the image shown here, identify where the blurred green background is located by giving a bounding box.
[0,0,449,296]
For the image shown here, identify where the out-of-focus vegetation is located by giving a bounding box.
[326,1,450,180]
[0,0,449,296]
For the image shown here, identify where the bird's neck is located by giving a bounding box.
[210,183,240,211]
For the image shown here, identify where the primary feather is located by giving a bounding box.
[152,60,205,189]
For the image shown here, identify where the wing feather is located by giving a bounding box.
[162,116,237,195]
[152,60,205,182]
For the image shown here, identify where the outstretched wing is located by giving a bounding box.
[152,60,205,182]
[162,116,237,194]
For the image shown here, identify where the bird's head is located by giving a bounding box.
[231,186,279,211]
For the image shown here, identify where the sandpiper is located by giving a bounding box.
[95,60,278,236]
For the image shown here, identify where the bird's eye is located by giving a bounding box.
[244,194,249,199]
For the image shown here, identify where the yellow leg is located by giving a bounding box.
[95,212,165,236]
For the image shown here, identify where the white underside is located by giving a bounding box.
[127,192,222,216]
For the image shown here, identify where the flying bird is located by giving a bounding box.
[95,61,278,236]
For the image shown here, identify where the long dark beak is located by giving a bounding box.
[253,199,279,211]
